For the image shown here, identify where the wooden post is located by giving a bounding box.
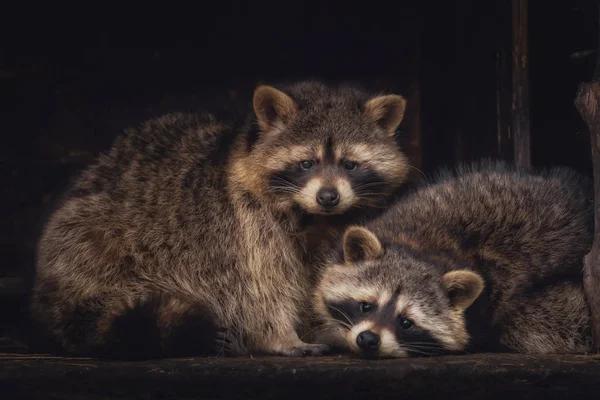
[404,29,423,175]
[495,0,513,161]
[512,0,531,169]
[574,6,600,352]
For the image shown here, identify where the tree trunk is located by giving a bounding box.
[574,6,600,352]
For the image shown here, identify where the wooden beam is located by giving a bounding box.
[511,0,531,169]
[2,353,600,399]
[574,5,600,352]
[407,30,423,174]
[495,1,513,161]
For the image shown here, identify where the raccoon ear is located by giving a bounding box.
[342,226,383,264]
[442,270,484,311]
[253,85,298,132]
[364,95,407,136]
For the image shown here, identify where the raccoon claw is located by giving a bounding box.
[213,329,234,355]
[279,343,331,357]
[216,329,229,338]
[301,344,331,356]
[213,339,233,354]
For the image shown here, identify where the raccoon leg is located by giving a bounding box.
[227,307,331,356]
[214,329,235,355]
[40,295,228,360]
[312,325,350,353]
[273,341,331,357]
[97,296,164,360]
[497,281,593,354]
[267,330,332,357]
[245,304,332,356]
[221,320,330,357]
[82,294,228,359]
[30,289,163,360]
[155,296,227,357]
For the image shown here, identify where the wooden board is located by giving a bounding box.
[2,351,600,399]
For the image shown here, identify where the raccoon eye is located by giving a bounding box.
[399,317,414,330]
[359,302,375,313]
[344,161,358,171]
[300,160,314,170]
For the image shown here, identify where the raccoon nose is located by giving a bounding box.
[316,188,340,207]
[356,330,380,352]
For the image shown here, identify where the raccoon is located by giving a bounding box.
[30,80,411,359]
[314,160,595,358]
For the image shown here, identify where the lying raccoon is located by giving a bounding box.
[31,80,411,359]
[314,160,594,357]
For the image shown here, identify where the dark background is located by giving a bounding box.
[1,0,598,337]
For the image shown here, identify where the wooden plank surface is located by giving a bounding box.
[2,351,600,399]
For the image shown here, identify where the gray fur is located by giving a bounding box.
[315,160,594,356]
[30,80,410,358]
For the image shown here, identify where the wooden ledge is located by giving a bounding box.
[1,352,600,399]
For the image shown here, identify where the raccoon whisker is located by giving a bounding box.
[271,184,302,192]
[331,307,354,326]
[401,347,430,356]
[405,345,446,352]
[270,176,298,184]
[270,180,301,189]
[300,321,332,334]
[299,322,343,340]
[406,346,446,354]
[354,192,386,197]
[353,192,387,198]
[406,346,445,352]
[270,177,302,189]
[326,306,355,328]
[271,187,301,193]
[350,204,370,211]
[367,197,389,204]
[369,205,390,210]
[402,347,437,356]
[271,187,301,194]
[402,341,445,347]
[319,318,353,332]
[352,182,388,191]
[405,345,447,356]
[352,203,388,211]
[354,191,387,198]
[319,317,353,331]
[406,164,427,179]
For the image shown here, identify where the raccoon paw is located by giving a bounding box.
[213,329,234,356]
[277,343,331,357]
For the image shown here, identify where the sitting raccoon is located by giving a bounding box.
[314,160,594,358]
[30,80,412,359]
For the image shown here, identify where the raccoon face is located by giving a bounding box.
[247,83,410,215]
[314,226,484,358]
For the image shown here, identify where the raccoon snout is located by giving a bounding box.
[356,330,380,352]
[316,187,340,207]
